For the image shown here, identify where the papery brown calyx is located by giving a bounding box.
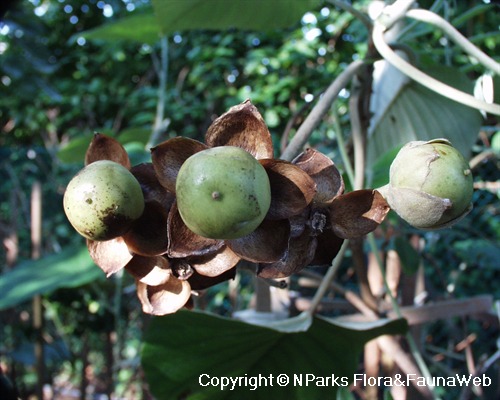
[189,246,240,277]
[329,190,390,239]
[85,133,131,169]
[258,227,317,279]
[136,276,191,315]
[167,202,224,258]
[151,137,207,193]
[227,219,290,263]
[131,163,175,209]
[125,255,171,286]
[87,237,133,277]
[292,148,344,204]
[205,99,274,160]
[260,159,317,220]
[122,200,169,256]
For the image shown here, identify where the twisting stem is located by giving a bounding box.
[377,0,416,29]
[372,21,500,115]
[280,60,365,161]
[405,9,500,73]
[307,240,350,315]
[395,0,444,40]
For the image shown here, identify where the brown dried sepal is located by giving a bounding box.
[258,228,317,279]
[85,133,131,169]
[122,200,169,256]
[205,99,274,160]
[151,137,207,193]
[190,246,240,277]
[329,190,390,239]
[131,163,175,210]
[125,255,171,286]
[227,219,290,263]
[87,237,133,277]
[188,267,237,291]
[293,148,344,204]
[311,227,344,265]
[261,159,317,220]
[167,202,224,258]
[136,276,191,315]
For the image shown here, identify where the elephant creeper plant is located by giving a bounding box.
[63,100,473,316]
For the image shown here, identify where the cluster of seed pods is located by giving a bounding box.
[64,100,394,315]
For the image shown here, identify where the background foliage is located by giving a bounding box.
[0,0,498,399]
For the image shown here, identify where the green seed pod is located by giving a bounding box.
[383,139,473,229]
[64,160,145,241]
[175,146,271,239]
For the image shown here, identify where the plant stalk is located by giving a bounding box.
[331,108,355,187]
[31,181,44,400]
[280,60,365,161]
[148,35,170,148]
[307,240,349,315]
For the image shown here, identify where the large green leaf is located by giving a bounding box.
[57,133,95,164]
[80,11,160,44]
[141,310,407,399]
[80,1,319,44]
[367,66,483,167]
[0,246,102,310]
[152,0,320,34]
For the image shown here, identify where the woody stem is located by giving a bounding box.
[280,60,365,161]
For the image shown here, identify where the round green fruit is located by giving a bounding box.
[64,160,145,241]
[389,139,473,228]
[175,146,271,239]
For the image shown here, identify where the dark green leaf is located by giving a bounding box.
[57,134,94,164]
[141,310,407,399]
[80,11,160,44]
[0,246,102,310]
[124,141,151,165]
[118,127,152,146]
[151,0,321,34]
